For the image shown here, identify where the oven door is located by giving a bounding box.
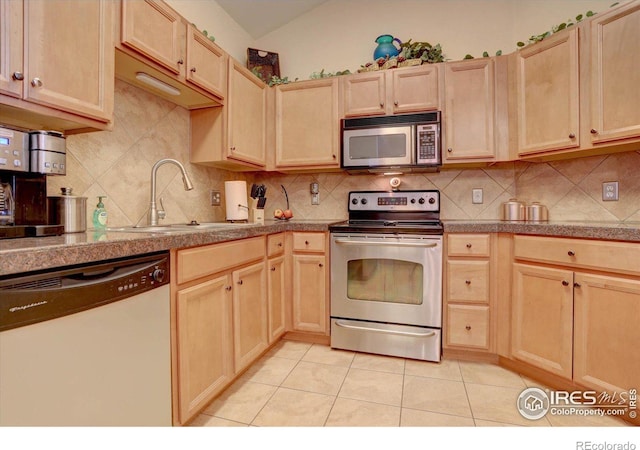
[330,233,442,328]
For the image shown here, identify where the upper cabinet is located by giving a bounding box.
[588,1,640,146]
[116,0,226,109]
[0,0,114,133]
[342,65,440,117]
[515,28,580,156]
[443,57,509,163]
[273,78,341,170]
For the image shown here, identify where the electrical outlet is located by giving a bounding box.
[210,190,221,206]
[472,188,483,204]
[602,181,619,201]
[310,182,320,205]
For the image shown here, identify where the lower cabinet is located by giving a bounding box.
[267,255,286,342]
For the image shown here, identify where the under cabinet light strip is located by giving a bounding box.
[135,72,180,96]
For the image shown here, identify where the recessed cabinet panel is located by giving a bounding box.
[0,0,22,98]
[392,64,439,113]
[186,27,227,100]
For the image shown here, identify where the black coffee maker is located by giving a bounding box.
[0,126,64,239]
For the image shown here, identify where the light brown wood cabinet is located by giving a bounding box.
[342,65,440,117]
[444,233,494,352]
[443,57,508,162]
[273,78,341,169]
[267,233,286,343]
[117,0,226,108]
[0,0,114,132]
[291,232,328,334]
[511,235,640,391]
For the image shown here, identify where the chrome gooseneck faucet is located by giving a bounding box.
[148,158,194,226]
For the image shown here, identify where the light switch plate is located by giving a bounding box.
[472,188,483,204]
[210,190,221,206]
[602,181,618,201]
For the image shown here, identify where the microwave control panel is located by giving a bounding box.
[416,124,440,164]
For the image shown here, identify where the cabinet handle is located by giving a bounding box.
[12,72,24,81]
[394,100,398,106]
[305,240,309,245]
[465,325,471,331]
[466,243,472,248]
[568,250,575,257]
[225,286,232,291]
[318,263,324,267]
[465,280,471,285]
[237,279,243,285]
[230,146,236,151]
[574,282,581,288]
[278,242,283,247]
[562,280,570,286]
[569,133,576,139]
[590,129,598,135]
[271,266,276,272]
[190,67,197,73]
[177,58,184,65]
[332,154,337,159]
[31,78,43,88]
[447,148,453,153]
[379,102,384,108]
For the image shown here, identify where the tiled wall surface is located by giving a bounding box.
[50,81,640,227]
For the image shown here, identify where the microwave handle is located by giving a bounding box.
[334,239,438,248]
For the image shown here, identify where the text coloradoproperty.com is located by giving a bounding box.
[576,442,637,450]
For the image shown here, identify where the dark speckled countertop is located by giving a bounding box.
[1,219,639,277]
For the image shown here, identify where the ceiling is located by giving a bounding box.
[215,0,329,39]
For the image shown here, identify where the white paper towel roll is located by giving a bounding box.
[225,181,249,221]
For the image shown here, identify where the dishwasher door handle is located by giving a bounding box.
[334,320,437,338]
[334,239,438,248]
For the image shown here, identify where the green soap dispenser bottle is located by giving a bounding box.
[93,196,108,230]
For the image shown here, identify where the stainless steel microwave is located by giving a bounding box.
[341,112,441,173]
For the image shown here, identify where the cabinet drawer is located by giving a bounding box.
[446,305,489,349]
[513,235,640,276]
[292,232,325,253]
[447,234,491,257]
[267,233,285,257]
[447,260,490,303]
[177,236,265,284]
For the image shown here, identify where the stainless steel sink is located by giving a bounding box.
[107,225,184,234]
[169,222,254,230]
[107,222,254,233]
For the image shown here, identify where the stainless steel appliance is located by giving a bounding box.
[341,112,441,173]
[0,251,172,426]
[329,190,444,362]
[29,130,67,175]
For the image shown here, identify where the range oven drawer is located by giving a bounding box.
[331,318,441,362]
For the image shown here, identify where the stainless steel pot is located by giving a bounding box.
[525,202,549,222]
[501,198,525,221]
[47,187,87,233]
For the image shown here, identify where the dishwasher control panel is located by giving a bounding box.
[0,252,169,332]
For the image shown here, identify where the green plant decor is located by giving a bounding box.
[398,40,445,63]
[250,66,298,86]
[516,9,602,48]
[309,69,352,79]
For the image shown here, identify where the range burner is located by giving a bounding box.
[329,190,442,235]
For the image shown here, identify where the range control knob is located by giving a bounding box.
[152,268,166,283]
[418,198,425,204]
[410,198,416,204]
[428,197,436,204]
[351,198,358,205]
[361,198,368,205]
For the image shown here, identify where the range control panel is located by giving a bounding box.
[348,190,440,212]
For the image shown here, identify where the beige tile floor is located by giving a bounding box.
[190,341,630,427]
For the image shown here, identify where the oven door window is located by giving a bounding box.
[347,258,423,305]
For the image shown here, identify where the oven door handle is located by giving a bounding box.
[334,239,438,248]
[334,320,437,338]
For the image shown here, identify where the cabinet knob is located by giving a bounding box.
[465,325,472,331]
[568,250,575,257]
[590,128,598,135]
[574,282,581,288]
[31,77,43,88]
[466,243,472,248]
[305,240,309,245]
[379,102,384,108]
[278,242,283,247]
[230,146,236,151]
[465,280,471,285]
[271,266,276,272]
[177,58,184,65]
[569,133,576,139]
[225,285,232,291]
[562,280,570,286]
[190,67,197,73]
[12,72,24,81]
[394,100,398,106]
[447,148,453,153]
[318,263,324,267]
[332,154,337,159]
[237,279,243,285]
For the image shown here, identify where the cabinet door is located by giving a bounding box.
[292,254,326,333]
[342,71,386,117]
[176,275,233,424]
[232,262,268,373]
[0,0,22,98]
[185,26,227,100]
[267,255,286,343]
[275,78,340,168]
[121,0,185,76]
[444,58,496,160]
[511,263,574,379]
[589,2,640,144]
[227,59,267,167]
[516,28,579,155]
[574,273,640,394]
[24,0,114,121]
[392,64,440,113]
[447,260,490,303]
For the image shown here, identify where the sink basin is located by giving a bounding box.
[107,225,185,234]
[169,222,254,230]
[107,222,254,233]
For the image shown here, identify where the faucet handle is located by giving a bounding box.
[158,197,166,221]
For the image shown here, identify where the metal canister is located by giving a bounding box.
[47,187,87,233]
[525,202,549,222]
[501,198,525,221]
